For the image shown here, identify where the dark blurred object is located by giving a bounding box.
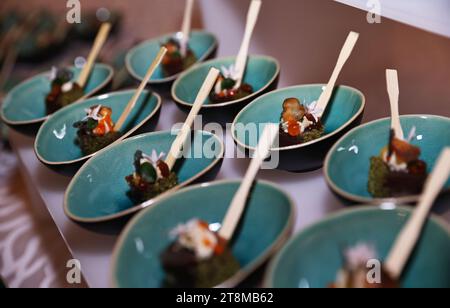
[0,10,21,37]
[0,10,70,62]
[71,9,121,41]
[16,11,70,61]
[0,276,6,288]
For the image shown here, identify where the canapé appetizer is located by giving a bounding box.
[160,124,279,288]
[45,23,111,114]
[329,243,399,288]
[73,105,122,155]
[209,65,254,104]
[278,98,324,147]
[160,0,196,77]
[368,128,427,198]
[161,38,197,77]
[45,67,84,114]
[125,150,178,204]
[45,68,84,114]
[160,219,240,288]
[208,0,262,104]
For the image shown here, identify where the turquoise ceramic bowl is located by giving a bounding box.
[324,115,450,204]
[64,130,224,223]
[126,31,218,86]
[0,64,114,130]
[111,180,295,288]
[232,84,365,172]
[172,55,280,125]
[34,90,162,173]
[265,206,450,288]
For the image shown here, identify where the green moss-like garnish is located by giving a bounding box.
[163,246,240,288]
[368,156,391,198]
[126,172,178,204]
[75,131,122,156]
[301,126,325,143]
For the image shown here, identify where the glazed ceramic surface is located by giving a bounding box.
[232,84,365,171]
[64,130,224,223]
[1,64,114,126]
[265,206,450,288]
[112,180,295,288]
[126,31,218,85]
[35,90,161,166]
[325,115,450,204]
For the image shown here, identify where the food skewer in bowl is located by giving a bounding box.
[367,69,428,198]
[314,31,360,117]
[125,67,220,205]
[161,0,197,77]
[73,47,167,156]
[45,23,111,114]
[114,47,167,131]
[329,147,450,288]
[209,0,262,104]
[160,123,279,287]
[384,147,450,280]
[386,69,404,140]
[278,31,359,147]
[179,0,194,57]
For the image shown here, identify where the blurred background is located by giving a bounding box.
[0,0,449,288]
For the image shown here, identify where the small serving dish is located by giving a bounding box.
[265,206,450,288]
[111,180,295,288]
[64,130,224,223]
[324,115,450,204]
[232,84,365,172]
[172,55,280,125]
[34,90,161,174]
[1,64,114,134]
[126,30,218,88]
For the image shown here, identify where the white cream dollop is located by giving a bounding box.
[382,151,408,172]
[170,219,218,260]
[61,82,74,93]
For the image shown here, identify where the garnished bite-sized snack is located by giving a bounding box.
[368,128,428,198]
[161,38,197,76]
[278,98,324,147]
[160,219,240,288]
[45,67,84,114]
[329,243,399,288]
[73,105,122,155]
[125,150,178,204]
[209,65,253,104]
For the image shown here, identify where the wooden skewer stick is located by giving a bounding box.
[315,31,359,117]
[114,47,167,132]
[180,0,194,57]
[77,23,112,89]
[164,68,220,171]
[384,147,450,280]
[233,0,262,90]
[386,69,404,140]
[219,123,279,241]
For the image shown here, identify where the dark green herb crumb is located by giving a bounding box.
[368,156,392,198]
[126,172,178,204]
[75,131,122,156]
[278,125,325,147]
[161,244,240,288]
